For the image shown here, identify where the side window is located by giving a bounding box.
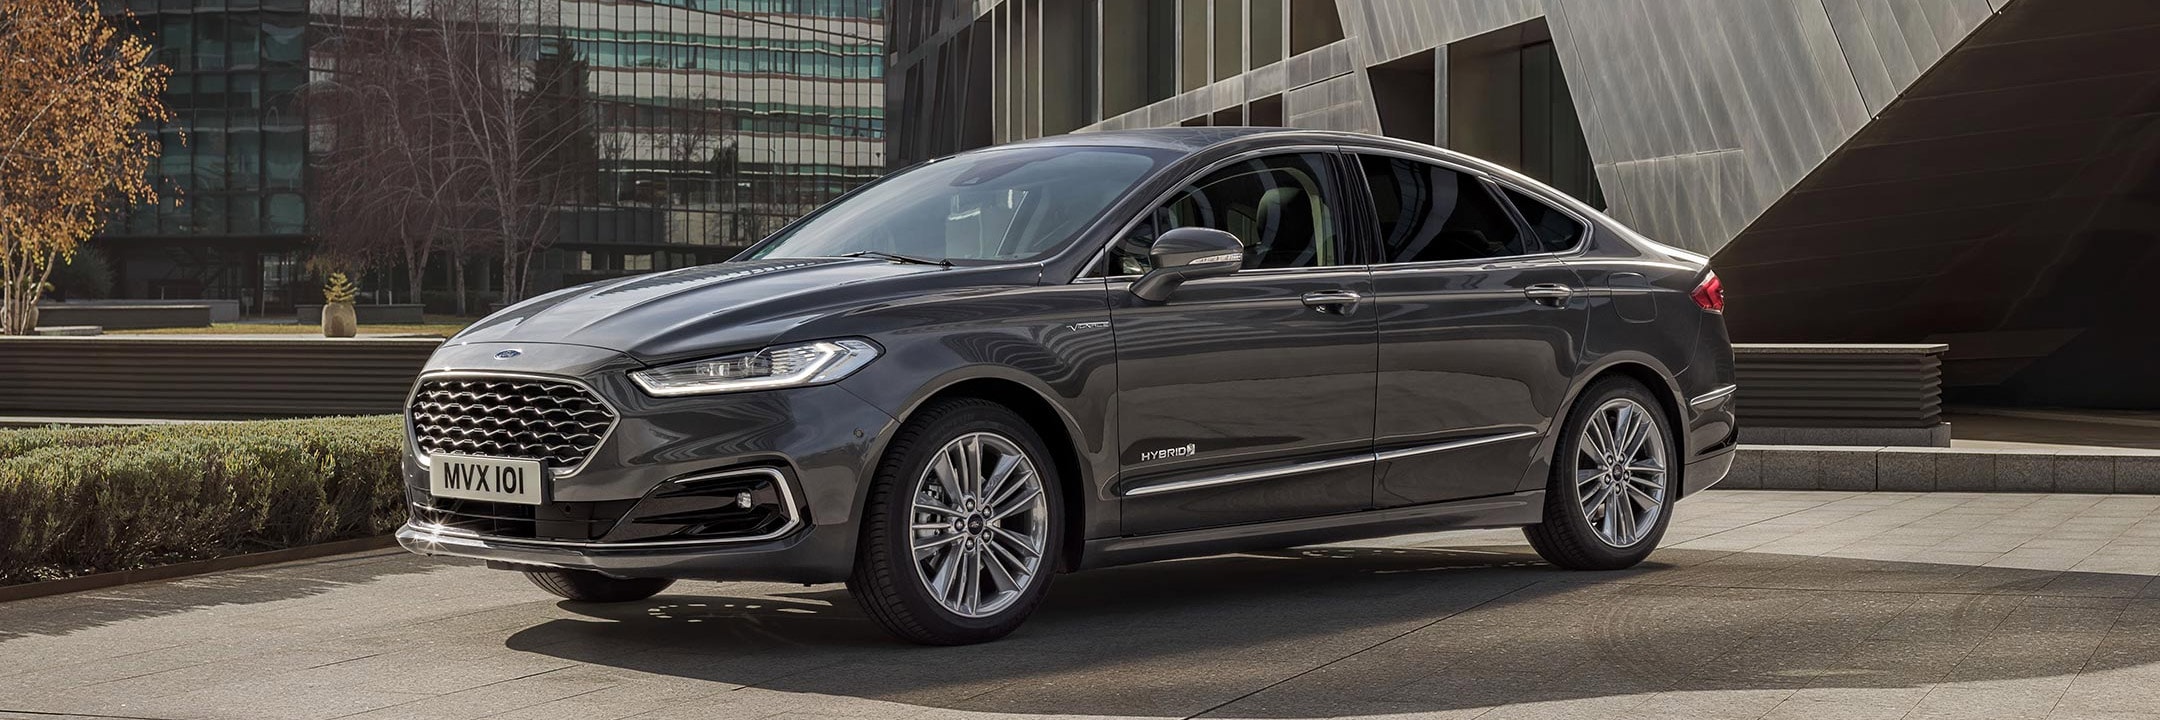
[1355,155,1526,263]
[1105,153,1344,275]
[1501,187,1588,253]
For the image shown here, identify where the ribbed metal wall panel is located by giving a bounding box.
[892,0,2005,258]
[1827,0,1997,113]
[0,337,442,419]
[1733,344,1947,428]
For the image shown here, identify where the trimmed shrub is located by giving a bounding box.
[0,416,406,585]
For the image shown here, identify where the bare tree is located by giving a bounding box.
[308,0,478,303]
[309,0,595,307]
[420,0,593,303]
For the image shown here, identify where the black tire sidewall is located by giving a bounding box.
[861,400,1063,640]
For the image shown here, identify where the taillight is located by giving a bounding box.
[1691,271,1724,313]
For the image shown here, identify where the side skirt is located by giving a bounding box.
[1076,490,1546,571]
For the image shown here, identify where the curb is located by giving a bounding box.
[0,535,400,604]
[1721,445,2160,494]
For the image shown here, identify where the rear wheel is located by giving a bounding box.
[524,569,674,603]
[1525,377,1676,570]
[848,398,1061,645]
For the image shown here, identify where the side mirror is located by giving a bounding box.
[1129,227,1244,302]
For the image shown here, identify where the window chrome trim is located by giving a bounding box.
[1076,143,1348,283]
[407,467,803,548]
[1690,384,1738,410]
[1121,429,1542,497]
[406,369,621,479]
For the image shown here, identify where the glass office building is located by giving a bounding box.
[97,0,883,314]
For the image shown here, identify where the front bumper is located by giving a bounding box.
[396,515,857,583]
[398,341,901,583]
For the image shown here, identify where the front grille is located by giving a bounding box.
[409,376,616,470]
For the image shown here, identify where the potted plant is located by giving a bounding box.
[321,272,358,338]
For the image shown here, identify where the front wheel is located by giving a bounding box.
[847,398,1062,645]
[1524,377,1677,570]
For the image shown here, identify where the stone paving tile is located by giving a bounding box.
[8,491,2160,720]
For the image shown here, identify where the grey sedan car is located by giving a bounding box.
[397,128,1737,645]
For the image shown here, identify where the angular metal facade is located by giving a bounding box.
[888,0,2160,408]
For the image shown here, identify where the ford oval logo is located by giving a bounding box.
[494,349,522,360]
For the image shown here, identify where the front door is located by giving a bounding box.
[1102,151,1378,535]
[1349,153,1591,506]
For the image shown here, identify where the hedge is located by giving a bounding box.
[0,416,406,585]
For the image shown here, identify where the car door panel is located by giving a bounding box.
[1372,259,1586,506]
[1104,150,1378,535]
[1110,269,1375,534]
[1350,153,1590,507]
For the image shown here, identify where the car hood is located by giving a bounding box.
[448,257,1038,363]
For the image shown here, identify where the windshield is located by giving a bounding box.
[747,146,1171,263]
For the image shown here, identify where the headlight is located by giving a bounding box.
[630,339,881,397]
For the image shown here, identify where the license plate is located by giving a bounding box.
[429,455,545,505]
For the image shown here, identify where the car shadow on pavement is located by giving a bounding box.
[0,550,438,642]
[504,544,2160,717]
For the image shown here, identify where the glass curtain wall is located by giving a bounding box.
[532,0,887,289]
[99,0,884,310]
[99,0,310,311]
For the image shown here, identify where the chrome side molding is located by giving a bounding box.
[1374,430,1540,461]
[1122,430,1540,498]
[1689,384,1738,409]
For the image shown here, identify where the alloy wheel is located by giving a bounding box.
[1574,398,1668,548]
[908,432,1050,618]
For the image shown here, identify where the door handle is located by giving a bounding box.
[1520,283,1572,304]
[1523,283,1575,307]
[1301,289,1362,314]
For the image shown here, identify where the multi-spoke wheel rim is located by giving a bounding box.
[1575,398,1668,548]
[908,432,1050,618]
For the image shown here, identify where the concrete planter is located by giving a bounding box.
[320,302,358,338]
[296,303,424,325]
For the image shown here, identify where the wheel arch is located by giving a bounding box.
[873,374,1094,574]
[1556,356,1690,492]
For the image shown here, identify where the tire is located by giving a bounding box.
[1524,376,1678,570]
[525,569,675,603]
[847,398,1063,645]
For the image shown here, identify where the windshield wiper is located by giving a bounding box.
[844,250,952,267]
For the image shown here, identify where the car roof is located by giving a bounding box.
[964,127,1620,236]
[984,127,1501,171]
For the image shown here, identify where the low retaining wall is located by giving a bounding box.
[1733,344,1949,447]
[1723,444,2160,494]
[297,304,425,324]
[0,336,441,419]
[34,303,212,330]
[43,298,242,323]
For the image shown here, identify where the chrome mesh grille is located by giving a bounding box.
[409,377,615,469]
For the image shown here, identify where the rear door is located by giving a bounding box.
[1103,150,1378,535]
[1349,152,1592,506]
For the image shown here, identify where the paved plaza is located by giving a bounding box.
[7,490,2160,720]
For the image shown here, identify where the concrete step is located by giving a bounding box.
[1723,443,2160,494]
